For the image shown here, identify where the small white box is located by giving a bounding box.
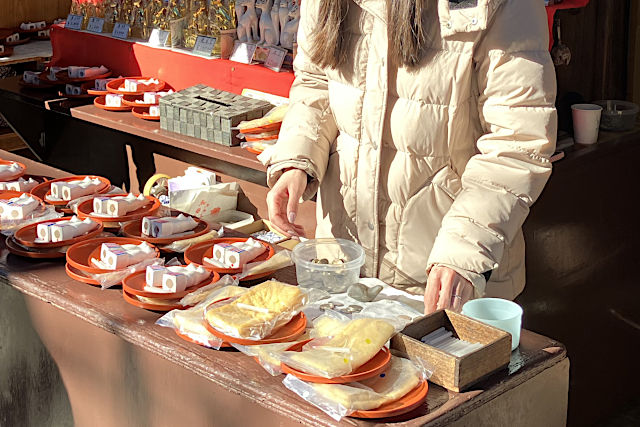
[67,66,88,78]
[95,78,115,91]
[23,71,40,85]
[37,29,50,38]
[105,94,123,107]
[146,265,166,287]
[35,21,46,29]
[65,84,82,96]
[148,105,160,116]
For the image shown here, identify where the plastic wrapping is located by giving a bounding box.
[231,340,307,376]
[0,206,63,235]
[238,249,293,279]
[203,280,309,340]
[68,185,127,214]
[162,229,219,253]
[279,316,397,379]
[179,275,241,307]
[282,356,429,421]
[156,305,225,349]
[89,257,165,289]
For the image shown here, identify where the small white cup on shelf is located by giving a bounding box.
[462,298,523,351]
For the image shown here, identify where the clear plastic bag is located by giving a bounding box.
[179,275,241,307]
[238,249,294,280]
[282,356,430,421]
[156,306,225,349]
[202,280,310,341]
[162,229,219,253]
[0,206,63,235]
[279,316,399,379]
[231,340,305,376]
[89,257,165,289]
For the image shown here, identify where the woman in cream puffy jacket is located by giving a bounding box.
[266,0,557,313]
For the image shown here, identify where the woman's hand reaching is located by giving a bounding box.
[267,168,308,238]
[424,265,474,314]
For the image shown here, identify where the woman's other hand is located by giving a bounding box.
[267,168,308,238]
[424,265,474,314]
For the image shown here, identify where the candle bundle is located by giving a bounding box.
[144,264,210,293]
[420,327,483,357]
[205,238,266,269]
[36,216,98,243]
[0,194,40,220]
[0,177,37,192]
[93,242,156,270]
[93,194,147,217]
[142,214,197,238]
[50,177,103,201]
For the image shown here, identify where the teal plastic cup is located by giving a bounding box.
[461,298,523,351]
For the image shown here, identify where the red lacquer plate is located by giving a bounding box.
[57,69,112,83]
[122,269,220,299]
[94,95,133,111]
[350,381,429,419]
[280,340,391,384]
[122,289,183,311]
[131,107,160,121]
[184,238,276,280]
[0,159,26,181]
[32,175,111,205]
[106,77,166,96]
[76,195,161,224]
[14,216,104,249]
[66,236,160,275]
[121,216,209,245]
[5,235,66,259]
[203,310,307,346]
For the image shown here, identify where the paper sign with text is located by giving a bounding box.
[264,47,287,72]
[193,35,217,56]
[87,17,105,33]
[230,41,257,64]
[148,28,170,46]
[65,14,83,30]
[112,23,130,39]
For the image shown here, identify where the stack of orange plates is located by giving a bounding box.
[75,195,161,228]
[121,268,220,312]
[184,238,276,281]
[65,237,160,286]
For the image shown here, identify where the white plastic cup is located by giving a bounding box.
[572,103,602,145]
[461,298,523,351]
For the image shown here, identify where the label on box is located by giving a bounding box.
[112,23,130,39]
[148,28,170,47]
[264,46,287,72]
[87,17,105,33]
[192,35,217,57]
[230,41,257,64]
[65,14,83,30]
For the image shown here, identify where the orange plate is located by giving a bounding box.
[122,289,183,312]
[131,107,160,121]
[280,340,392,384]
[175,329,231,349]
[122,95,151,108]
[14,217,104,249]
[244,146,263,155]
[33,175,111,206]
[0,159,26,181]
[351,381,429,419]
[184,238,276,280]
[0,190,45,214]
[86,88,108,96]
[94,95,133,111]
[57,69,112,83]
[0,46,14,57]
[239,122,282,134]
[4,37,30,47]
[5,235,66,259]
[66,236,160,275]
[245,134,278,142]
[106,77,166,96]
[203,311,307,346]
[65,262,101,285]
[121,217,209,245]
[76,195,161,223]
[122,269,220,299]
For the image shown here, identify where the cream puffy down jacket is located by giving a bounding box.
[267,0,557,299]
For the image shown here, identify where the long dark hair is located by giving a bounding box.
[310,0,427,69]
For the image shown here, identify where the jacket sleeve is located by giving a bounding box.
[265,0,339,200]
[426,0,557,296]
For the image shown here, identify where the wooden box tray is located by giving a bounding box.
[390,309,511,392]
[234,219,298,250]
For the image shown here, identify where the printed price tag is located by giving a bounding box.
[112,22,130,39]
[65,14,83,30]
[192,35,217,57]
[264,46,287,72]
[229,41,257,64]
[87,17,105,33]
[148,28,170,46]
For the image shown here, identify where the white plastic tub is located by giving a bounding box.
[291,238,365,293]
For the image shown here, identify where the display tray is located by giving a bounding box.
[132,107,159,121]
[0,46,14,58]
[184,238,276,280]
[31,175,111,206]
[56,69,112,83]
[123,289,183,312]
[280,340,392,384]
[122,269,220,299]
[203,310,307,346]
[106,77,166,96]
[0,159,26,181]
[5,235,66,259]
[76,195,161,224]
[14,216,104,249]
[121,216,210,245]
[66,236,160,275]
[94,95,133,111]
[350,380,429,419]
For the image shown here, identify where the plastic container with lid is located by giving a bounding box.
[292,238,365,293]
[592,100,639,132]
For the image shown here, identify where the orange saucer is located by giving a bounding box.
[122,269,220,299]
[122,289,183,311]
[14,216,104,249]
[5,235,66,259]
[65,262,101,285]
[31,175,111,206]
[351,381,429,419]
[76,195,161,224]
[280,340,392,384]
[94,96,133,111]
[106,77,166,96]
[132,107,160,121]
[0,159,26,181]
[203,310,307,346]
[66,237,160,275]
